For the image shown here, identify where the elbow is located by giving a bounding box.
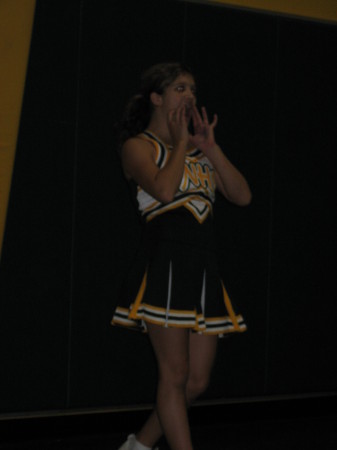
[156,188,176,204]
[230,188,252,207]
[152,175,177,204]
[237,190,252,206]
[159,193,175,204]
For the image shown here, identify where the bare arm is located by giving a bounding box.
[206,145,251,206]
[122,105,189,204]
[189,106,252,206]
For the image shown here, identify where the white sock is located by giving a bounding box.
[128,434,152,450]
[132,439,152,450]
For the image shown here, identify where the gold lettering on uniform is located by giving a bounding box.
[184,164,199,187]
[181,161,215,192]
[196,164,212,189]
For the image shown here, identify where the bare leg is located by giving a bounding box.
[136,330,217,449]
[186,332,218,400]
[145,323,192,450]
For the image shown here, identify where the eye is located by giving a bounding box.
[175,84,197,95]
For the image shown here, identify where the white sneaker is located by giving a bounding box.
[117,434,159,450]
[118,434,136,450]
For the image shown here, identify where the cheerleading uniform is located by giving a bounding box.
[111,130,246,336]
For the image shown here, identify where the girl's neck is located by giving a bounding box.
[147,116,172,147]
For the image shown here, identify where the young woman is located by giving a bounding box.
[112,63,252,450]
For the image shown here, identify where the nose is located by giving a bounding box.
[187,88,196,98]
[184,98,194,110]
[185,90,195,104]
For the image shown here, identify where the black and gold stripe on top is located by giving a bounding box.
[137,131,216,224]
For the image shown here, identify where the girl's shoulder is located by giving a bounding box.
[122,134,154,153]
[121,134,159,170]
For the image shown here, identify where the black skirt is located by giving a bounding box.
[111,208,246,337]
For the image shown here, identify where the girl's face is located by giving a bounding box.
[159,73,197,119]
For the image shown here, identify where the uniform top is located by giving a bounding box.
[136,130,216,224]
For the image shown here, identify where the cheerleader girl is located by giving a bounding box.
[112,62,252,450]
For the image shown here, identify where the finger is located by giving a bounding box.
[192,104,202,128]
[182,105,187,126]
[168,108,176,123]
[201,106,209,124]
[210,113,218,128]
[192,104,202,120]
[177,104,186,125]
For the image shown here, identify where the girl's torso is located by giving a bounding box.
[135,130,216,224]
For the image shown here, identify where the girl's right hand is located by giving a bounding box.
[167,104,189,148]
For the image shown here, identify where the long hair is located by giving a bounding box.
[118,62,193,149]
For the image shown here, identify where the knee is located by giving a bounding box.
[159,359,189,390]
[186,374,210,401]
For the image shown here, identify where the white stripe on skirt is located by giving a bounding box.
[200,269,206,316]
[165,260,173,327]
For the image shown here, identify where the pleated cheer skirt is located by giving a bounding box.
[111,208,247,337]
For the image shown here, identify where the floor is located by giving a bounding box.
[1,397,336,450]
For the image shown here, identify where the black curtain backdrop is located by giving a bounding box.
[0,0,336,415]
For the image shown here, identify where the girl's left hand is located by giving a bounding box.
[189,105,218,155]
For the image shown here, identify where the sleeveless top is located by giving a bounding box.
[136,130,216,223]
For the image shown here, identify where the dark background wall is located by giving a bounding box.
[0,0,336,417]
